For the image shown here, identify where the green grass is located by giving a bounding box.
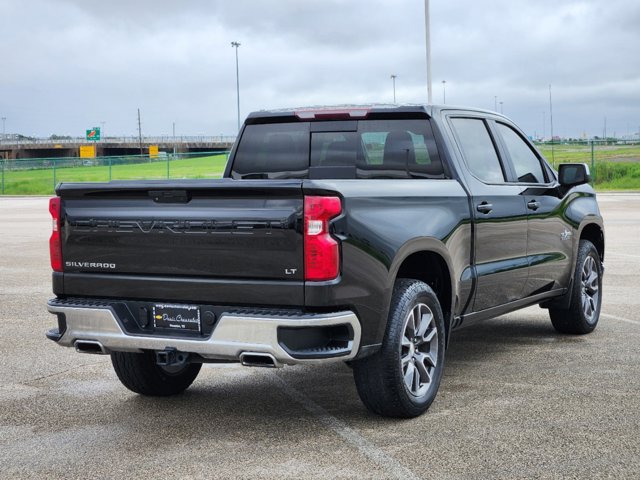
[538,144,640,165]
[593,162,640,190]
[536,144,640,190]
[1,154,229,195]
[2,149,640,194]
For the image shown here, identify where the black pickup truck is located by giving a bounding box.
[46,105,604,418]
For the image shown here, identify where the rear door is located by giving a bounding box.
[448,116,529,312]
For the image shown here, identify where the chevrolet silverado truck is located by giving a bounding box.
[46,105,604,418]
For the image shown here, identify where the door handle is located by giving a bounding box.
[527,200,541,211]
[476,202,493,214]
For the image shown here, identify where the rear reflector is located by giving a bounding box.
[304,196,342,281]
[49,197,63,272]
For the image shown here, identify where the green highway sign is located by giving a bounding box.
[86,127,101,141]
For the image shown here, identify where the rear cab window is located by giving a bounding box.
[230,116,446,180]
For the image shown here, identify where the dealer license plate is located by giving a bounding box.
[153,304,201,332]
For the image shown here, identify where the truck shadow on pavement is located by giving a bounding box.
[111,316,587,427]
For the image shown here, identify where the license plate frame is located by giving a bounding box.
[153,303,201,333]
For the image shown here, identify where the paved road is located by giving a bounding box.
[1,194,638,479]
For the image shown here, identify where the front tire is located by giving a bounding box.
[549,239,603,334]
[353,279,446,418]
[110,350,202,396]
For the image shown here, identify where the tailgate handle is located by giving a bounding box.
[149,190,191,203]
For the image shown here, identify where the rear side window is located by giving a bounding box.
[450,118,505,184]
[496,123,547,183]
[231,119,445,179]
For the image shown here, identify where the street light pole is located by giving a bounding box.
[172,121,176,157]
[499,101,503,114]
[1,117,5,142]
[442,80,446,104]
[424,0,432,103]
[231,41,241,132]
[549,84,555,165]
[390,74,397,103]
[494,96,497,111]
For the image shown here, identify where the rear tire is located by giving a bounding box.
[353,279,446,418]
[110,350,202,396]
[549,239,603,334]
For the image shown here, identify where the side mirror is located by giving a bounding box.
[558,163,591,187]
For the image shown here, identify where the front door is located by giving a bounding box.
[491,122,574,295]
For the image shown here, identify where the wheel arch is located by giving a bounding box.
[579,221,605,262]
[542,219,604,311]
[387,239,455,345]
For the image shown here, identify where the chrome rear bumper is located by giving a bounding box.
[47,299,361,366]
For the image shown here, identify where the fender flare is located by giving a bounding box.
[377,237,457,345]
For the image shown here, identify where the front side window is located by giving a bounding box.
[496,123,546,183]
[450,118,505,184]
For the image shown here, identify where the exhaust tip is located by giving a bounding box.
[240,352,280,368]
[74,340,106,355]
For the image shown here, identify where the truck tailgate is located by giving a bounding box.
[57,180,304,284]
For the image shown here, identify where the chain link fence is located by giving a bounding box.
[0,151,229,195]
[536,140,640,188]
[2,142,639,194]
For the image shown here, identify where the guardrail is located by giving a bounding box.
[0,135,237,146]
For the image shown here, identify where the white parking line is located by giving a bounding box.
[273,374,420,480]
[602,313,640,326]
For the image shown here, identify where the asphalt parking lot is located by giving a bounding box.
[1,194,639,479]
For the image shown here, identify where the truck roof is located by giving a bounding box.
[245,104,501,122]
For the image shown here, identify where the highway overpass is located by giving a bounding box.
[0,136,236,159]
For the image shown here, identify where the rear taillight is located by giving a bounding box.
[49,197,63,272]
[304,196,342,281]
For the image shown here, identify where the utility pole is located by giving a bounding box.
[231,41,241,132]
[137,108,143,155]
[442,80,446,104]
[603,116,607,141]
[542,111,546,140]
[172,121,176,157]
[424,0,432,103]
[390,74,397,103]
[549,84,555,165]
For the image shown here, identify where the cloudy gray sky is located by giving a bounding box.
[1,0,639,139]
